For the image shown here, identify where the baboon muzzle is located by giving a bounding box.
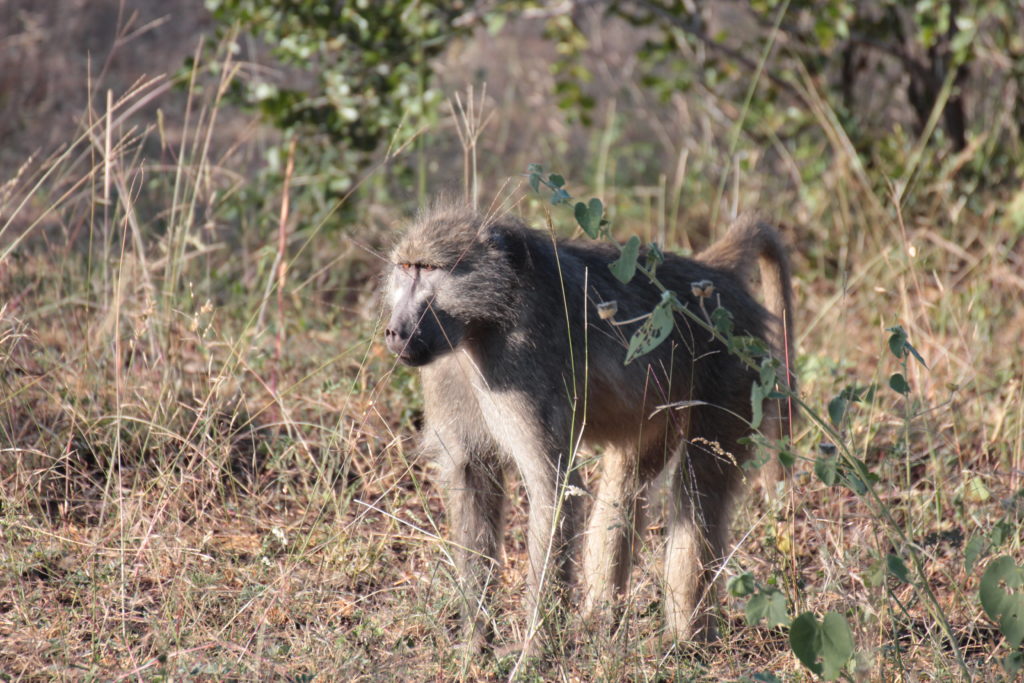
[385,295,464,367]
[384,322,421,365]
[384,316,440,367]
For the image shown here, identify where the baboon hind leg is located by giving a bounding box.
[436,449,506,650]
[582,445,645,627]
[663,430,746,642]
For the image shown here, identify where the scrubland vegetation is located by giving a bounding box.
[1,1,1023,680]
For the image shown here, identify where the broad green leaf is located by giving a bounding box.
[887,325,909,359]
[574,198,603,238]
[789,612,823,676]
[728,572,756,597]
[790,612,854,681]
[624,292,674,364]
[551,188,571,205]
[609,235,640,284]
[1003,650,1024,675]
[645,241,664,271]
[815,456,838,486]
[866,558,886,588]
[887,554,911,583]
[964,476,990,503]
[528,172,541,193]
[827,395,847,426]
[750,380,770,430]
[980,556,1024,646]
[746,588,789,627]
[905,341,927,367]
[819,612,855,680]
[889,372,910,395]
[841,457,875,495]
[777,447,795,468]
[964,536,986,574]
[991,520,1013,546]
[711,305,734,336]
[887,325,927,367]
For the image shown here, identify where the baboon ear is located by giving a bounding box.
[486,224,531,272]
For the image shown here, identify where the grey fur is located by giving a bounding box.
[384,203,796,650]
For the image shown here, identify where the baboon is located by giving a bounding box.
[384,203,795,651]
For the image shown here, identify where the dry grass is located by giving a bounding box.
[2,6,1023,682]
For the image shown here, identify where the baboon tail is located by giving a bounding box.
[701,215,797,444]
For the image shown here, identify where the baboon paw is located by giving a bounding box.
[670,616,719,645]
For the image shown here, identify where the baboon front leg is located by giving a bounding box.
[582,446,643,625]
[436,451,506,650]
[663,447,741,642]
[517,451,584,648]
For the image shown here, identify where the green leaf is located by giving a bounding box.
[950,18,976,61]
[887,325,927,367]
[645,241,665,271]
[624,292,674,364]
[574,198,603,238]
[1003,650,1024,675]
[991,520,1013,546]
[710,305,734,336]
[827,395,847,426]
[815,456,838,486]
[964,536,987,574]
[964,475,990,503]
[609,235,640,284]
[790,612,854,681]
[548,173,565,188]
[728,572,756,597]
[842,457,874,495]
[484,11,507,34]
[866,558,886,588]
[980,556,1024,647]
[905,342,927,368]
[789,612,823,676]
[819,612,855,680]
[889,372,910,395]
[777,447,795,468]
[750,380,770,430]
[887,554,911,583]
[746,588,790,627]
[887,325,909,359]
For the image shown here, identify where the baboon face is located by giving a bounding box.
[384,211,522,366]
[384,262,465,366]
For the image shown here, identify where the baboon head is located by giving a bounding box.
[384,205,526,366]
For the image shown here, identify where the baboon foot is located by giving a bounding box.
[582,599,628,640]
[667,611,719,645]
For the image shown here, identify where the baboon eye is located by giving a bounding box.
[419,263,436,271]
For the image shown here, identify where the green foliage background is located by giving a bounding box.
[195,0,1024,223]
